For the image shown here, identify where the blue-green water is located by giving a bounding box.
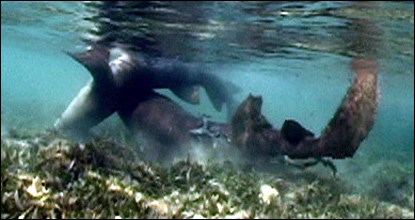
[1,1,414,202]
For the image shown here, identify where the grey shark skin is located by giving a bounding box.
[55,46,238,139]
[54,80,117,140]
[54,49,118,141]
[106,47,240,115]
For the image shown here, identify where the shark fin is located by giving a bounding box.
[281,120,315,146]
[171,85,201,104]
[65,47,112,85]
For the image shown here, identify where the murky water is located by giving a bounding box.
[1,1,414,207]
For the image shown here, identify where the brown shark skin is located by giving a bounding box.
[116,56,378,161]
[118,91,203,147]
[316,58,379,159]
[230,95,281,158]
[117,91,229,161]
[230,58,379,159]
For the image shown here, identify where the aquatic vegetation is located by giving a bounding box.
[1,130,414,219]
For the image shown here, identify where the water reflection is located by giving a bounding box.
[79,1,405,64]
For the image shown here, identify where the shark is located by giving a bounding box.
[55,46,378,165]
[54,46,239,139]
[116,90,229,162]
[109,58,379,163]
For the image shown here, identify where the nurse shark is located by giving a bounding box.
[54,46,239,139]
[116,58,378,162]
[55,47,378,163]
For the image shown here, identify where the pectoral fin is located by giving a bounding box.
[171,85,201,104]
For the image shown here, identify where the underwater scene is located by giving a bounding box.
[1,1,414,219]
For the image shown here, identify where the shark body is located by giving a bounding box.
[55,46,238,139]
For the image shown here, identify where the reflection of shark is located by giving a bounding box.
[54,46,239,139]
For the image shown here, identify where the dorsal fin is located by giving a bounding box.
[65,47,113,85]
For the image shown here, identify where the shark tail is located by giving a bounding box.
[317,59,379,158]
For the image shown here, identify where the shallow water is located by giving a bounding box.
[1,1,414,207]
